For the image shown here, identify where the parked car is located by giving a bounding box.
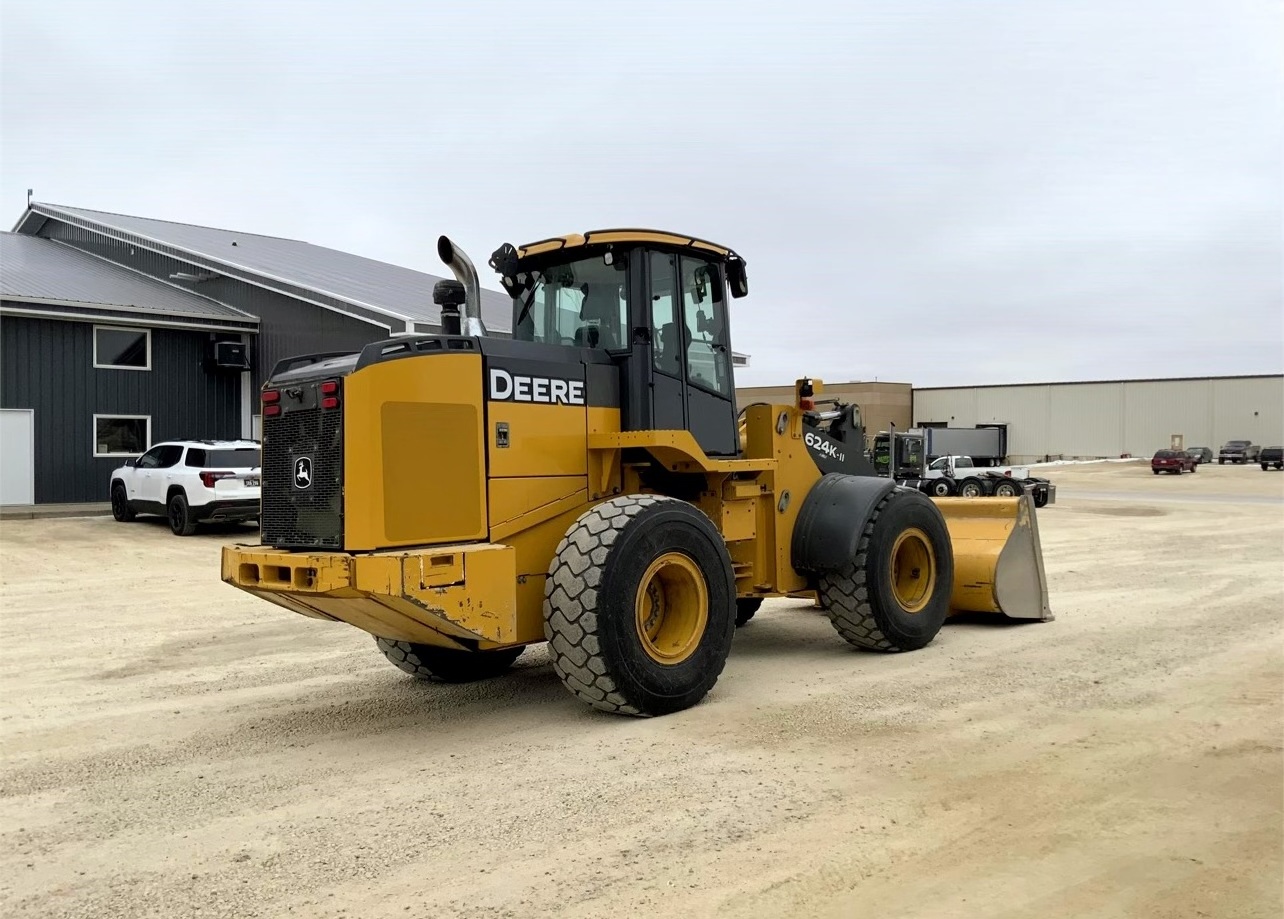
[1151,449,1196,475]
[1185,446,1213,464]
[110,439,261,535]
[1261,446,1284,471]
[1218,440,1260,464]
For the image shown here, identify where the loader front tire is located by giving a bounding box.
[544,495,736,717]
[374,638,524,683]
[818,489,953,653]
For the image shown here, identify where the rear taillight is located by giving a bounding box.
[200,471,235,488]
[320,379,340,410]
[263,388,281,417]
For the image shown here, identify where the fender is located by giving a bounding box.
[790,473,898,573]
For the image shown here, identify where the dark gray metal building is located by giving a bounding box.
[1,232,259,504]
[1,202,513,507]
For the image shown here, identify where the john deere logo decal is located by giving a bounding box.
[294,457,313,489]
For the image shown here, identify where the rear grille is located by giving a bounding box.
[261,406,343,548]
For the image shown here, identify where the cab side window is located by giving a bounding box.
[650,251,682,378]
[680,257,730,397]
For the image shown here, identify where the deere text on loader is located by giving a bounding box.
[222,230,1052,716]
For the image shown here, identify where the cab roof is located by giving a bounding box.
[515,228,736,261]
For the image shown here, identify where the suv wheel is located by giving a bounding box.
[110,484,136,522]
[168,492,198,536]
[109,485,134,521]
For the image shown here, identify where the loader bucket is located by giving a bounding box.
[933,493,1053,621]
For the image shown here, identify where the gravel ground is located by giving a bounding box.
[1,460,1280,918]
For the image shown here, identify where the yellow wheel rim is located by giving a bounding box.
[889,527,936,614]
[635,552,709,665]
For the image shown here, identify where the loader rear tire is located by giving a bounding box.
[818,489,953,653]
[544,494,736,717]
[735,597,763,627]
[374,637,524,683]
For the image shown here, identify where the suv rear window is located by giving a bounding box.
[1154,450,1177,458]
[185,448,261,468]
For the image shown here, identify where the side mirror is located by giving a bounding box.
[124,458,137,467]
[726,258,749,298]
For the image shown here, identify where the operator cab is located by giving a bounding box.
[490,230,749,457]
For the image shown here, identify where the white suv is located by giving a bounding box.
[110,439,262,536]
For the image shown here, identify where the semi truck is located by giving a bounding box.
[878,426,1055,507]
[904,455,1056,506]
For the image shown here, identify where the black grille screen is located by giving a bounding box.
[261,403,343,548]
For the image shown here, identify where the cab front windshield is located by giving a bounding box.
[512,253,628,350]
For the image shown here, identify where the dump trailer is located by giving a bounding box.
[919,427,1006,464]
[221,229,1053,717]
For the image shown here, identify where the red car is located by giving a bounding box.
[1152,449,1196,475]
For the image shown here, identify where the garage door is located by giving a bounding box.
[0,409,35,505]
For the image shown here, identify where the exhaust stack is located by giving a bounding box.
[437,235,488,337]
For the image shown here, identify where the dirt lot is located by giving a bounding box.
[1,461,1281,918]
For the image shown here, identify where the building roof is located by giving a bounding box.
[0,232,258,332]
[14,203,512,332]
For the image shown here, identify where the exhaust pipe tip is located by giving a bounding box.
[437,234,487,338]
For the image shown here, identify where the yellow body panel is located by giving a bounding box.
[343,353,487,551]
[589,430,775,475]
[742,403,816,594]
[488,402,588,478]
[586,407,624,498]
[489,476,588,535]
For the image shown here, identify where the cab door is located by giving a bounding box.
[646,250,738,456]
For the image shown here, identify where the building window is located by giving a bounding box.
[93,415,150,457]
[94,326,151,370]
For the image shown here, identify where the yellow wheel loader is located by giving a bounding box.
[221,230,1052,716]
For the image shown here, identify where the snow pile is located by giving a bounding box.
[1026,458,1147,468]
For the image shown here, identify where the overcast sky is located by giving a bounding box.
[3,0,1280,387]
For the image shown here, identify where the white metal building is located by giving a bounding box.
[913,375,1284,463]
